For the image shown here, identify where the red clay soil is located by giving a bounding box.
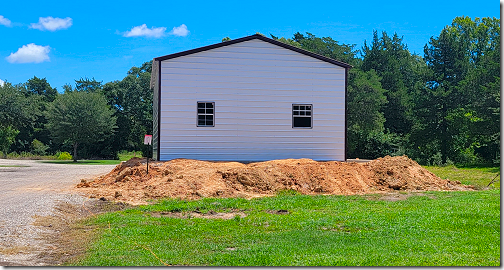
[75,156,473,205]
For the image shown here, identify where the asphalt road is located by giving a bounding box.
[0,159,116,266]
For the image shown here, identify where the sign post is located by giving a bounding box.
[144,135,152,175]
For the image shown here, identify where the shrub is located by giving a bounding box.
[31,139,49,156]
[56,151,73,160]
[276,189,301,196]
[348,130,404,159]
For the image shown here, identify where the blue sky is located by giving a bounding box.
[0,0,500,91]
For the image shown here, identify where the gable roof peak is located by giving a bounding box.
[154,34,352,69]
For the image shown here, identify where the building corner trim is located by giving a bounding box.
[157,59,161,161]
[344,68,348,161]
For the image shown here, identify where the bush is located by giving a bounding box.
[454,147,483,165]
[31,139,49,156]
[2,151,56,160]
[276,189,301,196]
[56,151,73,160]
[348,130,404,159]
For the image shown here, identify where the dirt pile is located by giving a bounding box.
[75,156,473,205]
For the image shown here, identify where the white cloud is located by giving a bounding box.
[6,43,51,64]
[170,24,189,37]
[124,24,166,38]
[0,15,11,27]
[0,79,5,87]
[30,17,72,31]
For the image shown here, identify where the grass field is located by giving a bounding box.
[40,160,122,165]
[68,165,500,266]
[425,165,500,189]
[38,151,143,165]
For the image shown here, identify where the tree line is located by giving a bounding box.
[271,16,499,165]
[0,16,499,165]
[0,62,152,161]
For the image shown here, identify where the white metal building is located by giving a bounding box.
[150,34,351,161]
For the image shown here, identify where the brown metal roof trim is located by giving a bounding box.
[154,34,353,69]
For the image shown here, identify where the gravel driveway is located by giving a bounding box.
[0,159,117,266]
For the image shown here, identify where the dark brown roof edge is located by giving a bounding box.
[153,34,353,69]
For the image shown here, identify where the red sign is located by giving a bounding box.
[144,135,152,145]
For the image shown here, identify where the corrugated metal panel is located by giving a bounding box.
[159,39,346,161]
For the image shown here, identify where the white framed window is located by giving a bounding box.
[292,104,312,128]
[197,102,214,127]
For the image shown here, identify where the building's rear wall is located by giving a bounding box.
[159,39,346,161]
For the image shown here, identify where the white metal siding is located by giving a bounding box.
[159,39,346,161]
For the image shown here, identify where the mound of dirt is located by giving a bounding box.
[75,156,473,205]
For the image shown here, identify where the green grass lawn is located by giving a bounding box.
[67,164,501,266]
[71,190,500,266]
[39,160,122,165]
[118,151,143,161]
[37,151,144,165]
[424,165,500,189]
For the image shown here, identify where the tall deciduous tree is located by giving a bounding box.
[457,17,500,163]
[0,82,41,154]
[346,69,391,158]
[102,61,153,154]
[0,82,31,128]
[25,76,57,102]
[292,32,360,66]
[75,77,103,92]
[413,16,500,164]
[63,77,103,93]
[23,77,57,151]
[46,91,116,162]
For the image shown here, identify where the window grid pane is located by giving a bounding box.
[292,104,312,128]
[197,102,214,127]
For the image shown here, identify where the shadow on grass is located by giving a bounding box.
[38,160,121,165]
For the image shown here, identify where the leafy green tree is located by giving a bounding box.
[62,77,103,93]
[457,17,500,163]
[75,77,103,92]
[412,16,500,164]
[0,82,40,154]
[292,32,360,66]
[274,32,394,158]
[347,69,387,135]
[362,31,425,135]
[102,61,153,155]
[46,91,116,162]
[413,27,469,164]
[222,37,231,42]
[269,34,302,48]
[346,69,396,158]
[0,126,19,158]
[0,82,31,128]
[23,77,57,152]
[62,84,74,93]
[25,76,57,102]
